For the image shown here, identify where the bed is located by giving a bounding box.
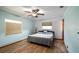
[27,30,55,47]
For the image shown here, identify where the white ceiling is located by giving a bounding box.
[0,6,68,20]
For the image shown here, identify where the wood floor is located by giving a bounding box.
[0,39,67,53]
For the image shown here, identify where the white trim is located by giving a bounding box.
[5,19,22,24]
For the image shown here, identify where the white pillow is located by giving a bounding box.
[43,30,47,32]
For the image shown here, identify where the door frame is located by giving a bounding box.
[62,19,64,40]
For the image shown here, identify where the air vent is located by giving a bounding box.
[60,6,64,8]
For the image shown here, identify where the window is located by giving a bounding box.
[42,21,52,30]
[5,19,22,35]
[42,26,52,30]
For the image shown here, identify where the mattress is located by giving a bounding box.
[29,32,53,39]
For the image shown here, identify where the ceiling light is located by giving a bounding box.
[32,13,37,16]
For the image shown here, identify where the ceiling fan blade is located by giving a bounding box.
[24,11,31,13]
[28,14,32,16]
[37,13,44,15]
[25,13,32,16]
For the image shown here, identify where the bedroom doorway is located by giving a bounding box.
[62,19,64,40]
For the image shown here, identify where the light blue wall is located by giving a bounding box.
[0,10,4,35]
[64,6,79,53]
[0,10,35,47]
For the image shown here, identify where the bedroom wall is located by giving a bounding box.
[64,6,79,52]
[35,17,63,39]
[0,9,35,47]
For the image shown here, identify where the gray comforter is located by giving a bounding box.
[28,32,54,47]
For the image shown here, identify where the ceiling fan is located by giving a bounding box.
[24,7,45,18]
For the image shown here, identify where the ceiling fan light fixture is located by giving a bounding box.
[32,13,37,16]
